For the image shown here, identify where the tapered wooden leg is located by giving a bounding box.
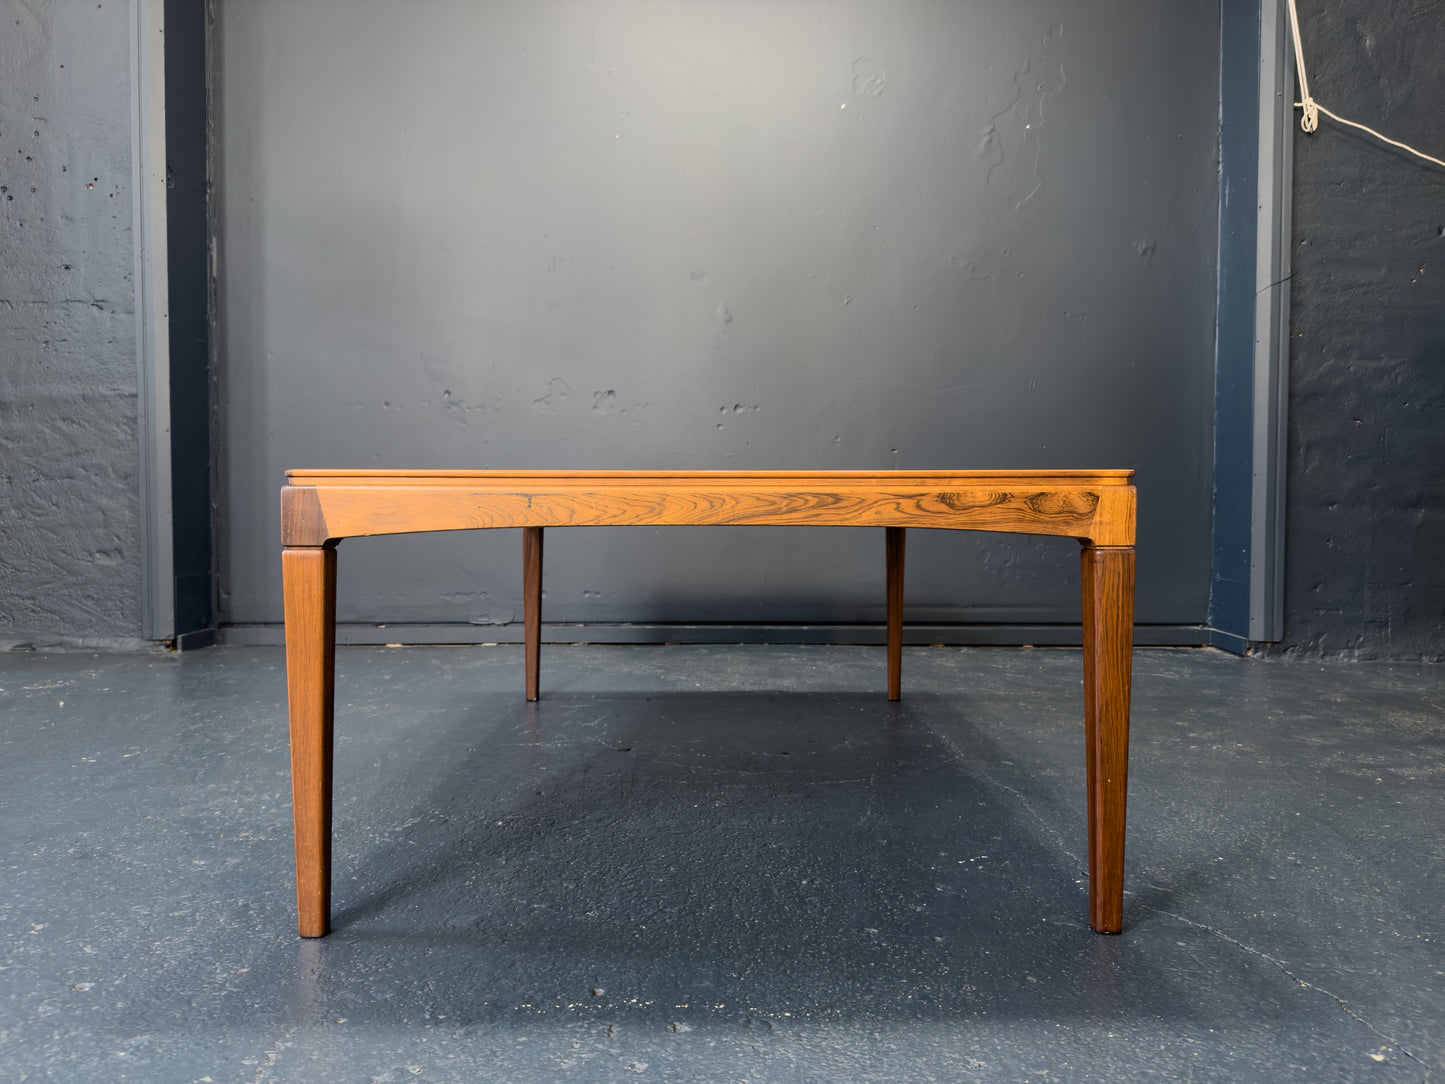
[283,545,337,939]
[524,527,543,701]
[886,526,906,701]
[1081,545,1135,934]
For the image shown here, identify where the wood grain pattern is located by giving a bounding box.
[281,471,1135,548]
[523,527,543,702]
[886,526,906,701]
[280,485,328,548]
[1081,545,1136,935]
[280,469,1137,939]
[283,545,337,939]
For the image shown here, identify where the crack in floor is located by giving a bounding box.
[1134,901,1432,1079]
[928,722,1433,1079]
[927,724,1086,880]
[972,762,1084,876]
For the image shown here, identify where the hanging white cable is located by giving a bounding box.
[1286,0,1318,131]
[1285,0,1445,170]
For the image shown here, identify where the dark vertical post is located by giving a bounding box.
[165,0,215,648]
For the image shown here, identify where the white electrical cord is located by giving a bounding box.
[1286,0,1445,170]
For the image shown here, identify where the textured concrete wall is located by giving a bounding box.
[0,1,145,649]
[1282,0,1445,657]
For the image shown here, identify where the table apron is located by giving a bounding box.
[282,484,1136,548]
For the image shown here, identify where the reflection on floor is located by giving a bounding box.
[1,644,1440,1081]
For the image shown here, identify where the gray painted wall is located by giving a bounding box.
[0,1,146,651]
[217,0,1223,636]
[1281,0,1445,658]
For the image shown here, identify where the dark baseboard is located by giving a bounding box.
[173,627,217,652]
[218,622,1213,648]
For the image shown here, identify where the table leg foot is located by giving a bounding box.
[284,545,337,939]
[1081,545,1134,934]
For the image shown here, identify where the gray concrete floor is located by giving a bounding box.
[1,644,1441,1083]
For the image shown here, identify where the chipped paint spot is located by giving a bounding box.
[533,378,573,412]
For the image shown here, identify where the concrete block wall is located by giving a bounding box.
[0,1,147,650]
[1280,0,1445,657]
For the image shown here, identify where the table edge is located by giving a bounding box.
[284,468,1135,486]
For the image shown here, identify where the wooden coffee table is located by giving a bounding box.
[281,470,1136,937]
